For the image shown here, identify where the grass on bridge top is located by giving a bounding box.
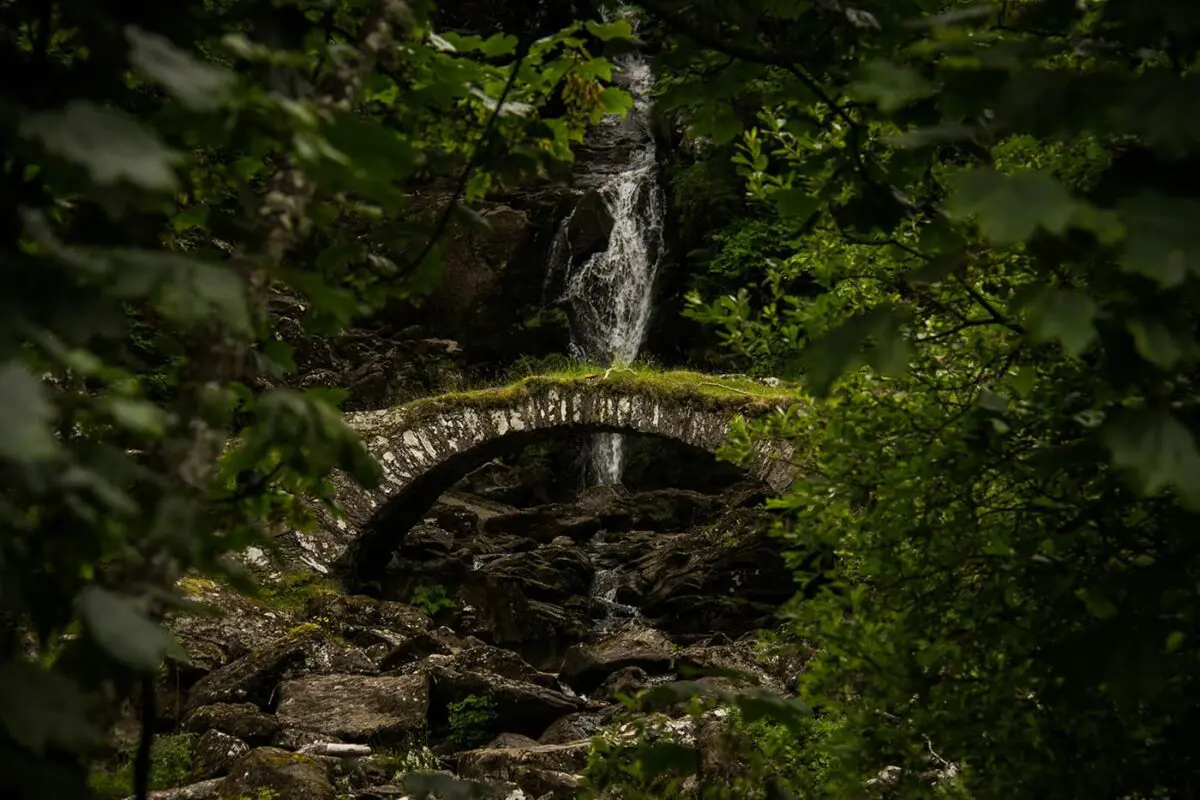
[357,362,806,429]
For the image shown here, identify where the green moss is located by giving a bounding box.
[381,363,805,430]
[253,571,338,614]
[88,733,197,800]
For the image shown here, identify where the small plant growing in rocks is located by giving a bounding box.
[88,733,197,800]
[447,694,499,750]
[411,583,455,616]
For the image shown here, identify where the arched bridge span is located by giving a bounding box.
[328,374,804,589]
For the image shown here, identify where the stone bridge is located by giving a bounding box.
[323,373,804,589]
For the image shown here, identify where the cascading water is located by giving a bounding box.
[553,12,665,485]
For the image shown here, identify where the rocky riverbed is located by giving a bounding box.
[103,473,808,800]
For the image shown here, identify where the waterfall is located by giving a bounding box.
[553,13,665,485]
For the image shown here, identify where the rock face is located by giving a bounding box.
[101,454,809,800]
[559,625,674,694]
[275,674,430,746]
[217,747,334,800]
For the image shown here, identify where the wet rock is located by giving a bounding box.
[383,549,474,603]
[217,747,334,800]
[594,666,653,702]
[675,634,811,696]
[484,733,541,750]
[538,708,621,745]
[458,575,590,669]
[183,703,280,745]
[186,628,375,711]
[429,666,585,739]
[275,673,430,746]
[636,512,795,635]
[306,594,431,659]
[378,626,464,671]
[192,730,249,781]
[168,578,296,680]
[473,543,594,603]
[272,728,344,752]
[401,523,457,557]
[482,505,603,544]
[578,486,723,533]
[307,594,431,639]
[559,626,674,694]
[644,594,779,637]
[456,741,590,800]
[441,646,557,689]
[119,779,224,800]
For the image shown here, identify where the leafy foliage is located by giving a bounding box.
[446,694,499,750]
[409,583,455,616]
[648,0,1200,797]
[0,0,631,795]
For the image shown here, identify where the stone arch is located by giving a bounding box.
[327,376,801,589]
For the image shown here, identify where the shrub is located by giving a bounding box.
[410,583,455,617]
[88,733,197,800]
[447,694,499,750]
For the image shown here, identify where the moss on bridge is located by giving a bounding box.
[356,365,806,429]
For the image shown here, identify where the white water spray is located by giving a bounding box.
[555,13,665,484]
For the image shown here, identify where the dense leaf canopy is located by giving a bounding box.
[5,0,1200,798]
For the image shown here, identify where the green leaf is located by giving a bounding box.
[634,741,700,777]
[946,168,1083,244]
[79,586,182,672]
[772,188,820,219]
[798,306,906,396]
[1117,193,1200,287]
[0,663,102,755]
[125,25,235,111]
[1127,317,1192,369]
[19,101,181,192]
[103,396,168,436]
[586,18,636,41]
[315,243,364,272]
[847,59,935,112]
[1021,287,1097,356]
[598,86,634,116]
[1103,409,1200,504]
[172,204,210,232]
[0,361,58,463]
[481,32,518,56]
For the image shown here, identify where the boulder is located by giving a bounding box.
[275,673,430,746]
[217,747,334,800]
[306,594,431,639]
[192,730,249,781]
[430,666,585,739]
[168,578,296,681]
[183,703,280,745]
[441,646,557,689]
[577,487,723,533]
[675,634,811,696]
[482,505,602,544]
[272,728,343,752]
[474,543,594,602]
[559,626,674,694]
[378,626,464,671]
[456,741,590,800]
[594,666,653,702]
[484,733,541,750]
[538,708,620,745]
[457,576,590,669]
[186,627,375,711]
